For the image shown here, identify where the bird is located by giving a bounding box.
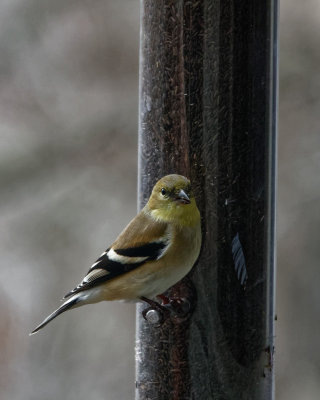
[30,174,201,334]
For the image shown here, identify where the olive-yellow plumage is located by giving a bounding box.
[31,174,201,334]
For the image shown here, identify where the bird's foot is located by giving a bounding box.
[140,295,191,326]
[157,294,190,318]
[156,294,170,305]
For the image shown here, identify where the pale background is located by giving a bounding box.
[0,1,319,399]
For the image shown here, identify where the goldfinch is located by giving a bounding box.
[31,174,201,334]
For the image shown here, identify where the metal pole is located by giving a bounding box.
[136,0,278,399]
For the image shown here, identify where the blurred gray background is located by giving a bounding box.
[0,1,318,399]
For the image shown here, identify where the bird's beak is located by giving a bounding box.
[175,189,191,204]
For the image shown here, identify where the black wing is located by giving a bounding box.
[64,239,169,298]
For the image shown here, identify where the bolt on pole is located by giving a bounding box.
[136,1,278,399]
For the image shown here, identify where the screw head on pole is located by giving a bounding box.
[145,308,162,325]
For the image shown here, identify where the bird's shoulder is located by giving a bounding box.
[112,207,168,249]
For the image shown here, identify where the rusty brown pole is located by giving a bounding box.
[136,1,278,399]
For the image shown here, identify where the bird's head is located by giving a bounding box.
[146,174,200,226]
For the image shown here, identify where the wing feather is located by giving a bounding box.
[64,210,170,298]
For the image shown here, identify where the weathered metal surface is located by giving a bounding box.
[136,1,277,399]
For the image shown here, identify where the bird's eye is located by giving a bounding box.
[161,188,167,196]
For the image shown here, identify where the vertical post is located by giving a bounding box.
[136,0,278,399]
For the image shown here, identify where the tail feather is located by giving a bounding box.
[30,296,79,335]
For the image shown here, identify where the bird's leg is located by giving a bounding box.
[156,294,170,305]
[157,293,191,318]
[140,290,192,324]
[140,296,164,310]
